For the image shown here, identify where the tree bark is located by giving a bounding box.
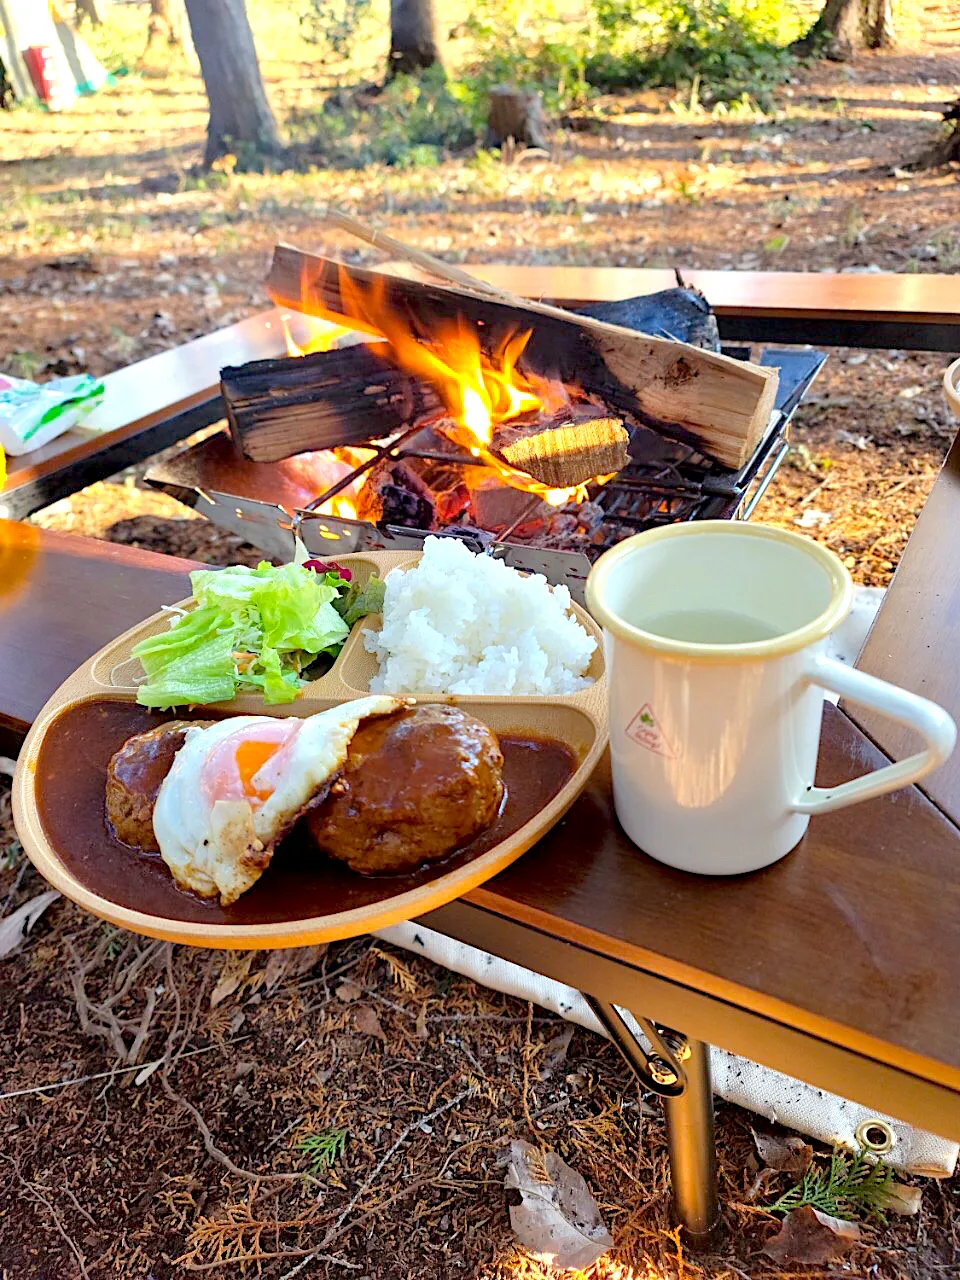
[183,0,282,166]
[864,0,896,47]
[75,0,102,27]
[145,0,185,53]
[487,86,550,150]
[792,0,897,58]
[388,0,441,78]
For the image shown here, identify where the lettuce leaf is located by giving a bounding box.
[133,562,351,708]
[133,608,240,708]
[334,573,385,627]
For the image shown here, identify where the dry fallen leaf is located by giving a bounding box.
[542,1025,575,1071]
[879,1181,923,1216]
[354,1005,387,1042]
[263,944,327,993]
[415,1002,429,1039]
[210,952,253,1007]
[763,1206,861,1264]
[753,1129,814,1174]
[0,890,60,961]
[504,1138,613,1271]
[336,979,362,1002]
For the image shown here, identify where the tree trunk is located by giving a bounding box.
[388,0,440,78]
[145,0,185,53]
[75,0,102,27]
[792,0,897,58]
[182,0,281,166]
[487,86,550,150]
[864,0,896,47]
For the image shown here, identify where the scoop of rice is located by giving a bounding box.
[365,536,597,696]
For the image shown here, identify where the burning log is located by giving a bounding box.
[220,344,442,462]
[493,415,629,488]
[223,341,633,489]
[265,242,778,470]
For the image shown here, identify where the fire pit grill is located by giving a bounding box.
[292,346,818,558]
[146,346,824,605]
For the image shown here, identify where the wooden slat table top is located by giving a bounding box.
[849,429,960,826]
[0,521,195,741]
[473,714,960,1092]
[466,265,960,325]
[4,524,960,1101]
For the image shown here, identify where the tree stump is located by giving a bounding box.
[487,85,550,150]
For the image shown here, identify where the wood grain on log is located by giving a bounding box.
[221,344,442,461]
[265,244,778,470]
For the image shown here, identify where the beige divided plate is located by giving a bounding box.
[13,550,608,948]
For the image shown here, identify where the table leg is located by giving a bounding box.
[585,996,719,1241]
[663,1037,718,1242]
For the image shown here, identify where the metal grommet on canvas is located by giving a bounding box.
[855,1118,896,1155]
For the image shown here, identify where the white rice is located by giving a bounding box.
[365,536,597,696]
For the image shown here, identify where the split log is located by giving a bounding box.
[493,416,629,488]
[265,243,778,470]
[487,85,550,150]
[221,343,442,462]
[223,341,629,488]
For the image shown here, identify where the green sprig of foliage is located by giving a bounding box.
[766,1147,895,1222]
[297,1127,349,1175]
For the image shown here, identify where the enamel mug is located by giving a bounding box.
[585,522,957,876]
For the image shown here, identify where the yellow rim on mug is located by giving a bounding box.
[585,520,854,664]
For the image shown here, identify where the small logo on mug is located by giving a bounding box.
[626,705,674,758]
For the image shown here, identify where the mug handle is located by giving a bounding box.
[791,653,957,816]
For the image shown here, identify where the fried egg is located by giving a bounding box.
[152,696,407,905]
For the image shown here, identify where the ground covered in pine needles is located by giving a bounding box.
[2,3,960,1276]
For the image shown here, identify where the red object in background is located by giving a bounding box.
[22,46,62,106]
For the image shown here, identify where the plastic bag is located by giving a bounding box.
[0,372,105,458]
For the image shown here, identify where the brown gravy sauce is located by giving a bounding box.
[36,700,579,925]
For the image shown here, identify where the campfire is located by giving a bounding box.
[263,271,635,540]
[145,221,821,592]
[216,226,785,563]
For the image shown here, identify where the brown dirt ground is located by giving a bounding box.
[2,6,960,1278]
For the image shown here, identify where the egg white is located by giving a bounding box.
[152,695,407,905]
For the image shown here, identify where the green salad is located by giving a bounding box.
[133,560,383,708]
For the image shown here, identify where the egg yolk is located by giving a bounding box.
[201,720,301,809]
[235,738,283,802]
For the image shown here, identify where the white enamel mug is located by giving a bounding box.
[586,522,957,876]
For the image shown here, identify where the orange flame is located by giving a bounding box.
[302,269,598,507]
[281,312,355,358]
[277,445,376,521]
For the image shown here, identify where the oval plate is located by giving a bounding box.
[13,550,607,948]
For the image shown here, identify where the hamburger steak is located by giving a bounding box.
[105,720,213,850]
[307,704,504,874]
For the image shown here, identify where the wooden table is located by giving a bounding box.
[3,267,959,520]
[3,467,960,1238]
